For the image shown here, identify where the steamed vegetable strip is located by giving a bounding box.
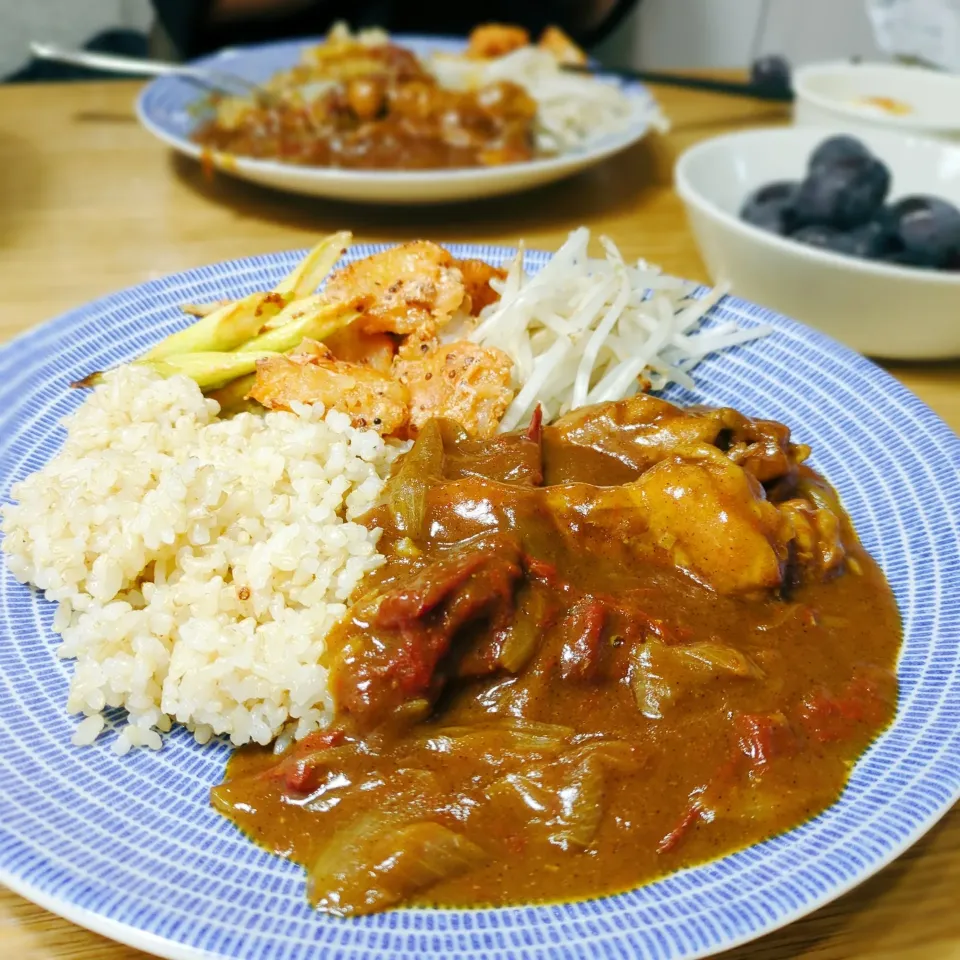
[175,232,350,330]
[464,228,768,431]
[238,304,358,354]
[144,293,284,361]
[180,300,229,317]
[140,351,279,390]
[570,266,631,409]
[256,293,325,331]
[499,338,571,432]
[270,230,352,304]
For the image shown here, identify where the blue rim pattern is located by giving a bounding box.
[1,244,959,960]
[136,36,654,180]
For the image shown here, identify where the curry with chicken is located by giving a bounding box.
[193,31,542,170]
[212,392,900,916]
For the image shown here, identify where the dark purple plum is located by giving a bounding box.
[808,135,870,175]
[886,196,960,267]
[736,135,960,273]
[740,181,799,235]
[793,155,891,229]
[845,220,896,259]
[790,221,895,261]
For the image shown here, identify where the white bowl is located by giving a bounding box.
[674,126,960,359]
[794,61,960,141]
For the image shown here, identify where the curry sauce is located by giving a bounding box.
[212,394,900,915]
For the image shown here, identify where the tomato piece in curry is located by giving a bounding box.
[212,393,900,916]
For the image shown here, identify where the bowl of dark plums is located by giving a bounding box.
[676,127,960,359]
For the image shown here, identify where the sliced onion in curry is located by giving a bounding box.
[383,418,445,536]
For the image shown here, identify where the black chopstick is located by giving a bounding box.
[561,64,795,103]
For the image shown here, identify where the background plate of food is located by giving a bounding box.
[136,24,663,204]
[1,231,958,960]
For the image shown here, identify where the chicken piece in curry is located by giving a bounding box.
[212,393,900,916]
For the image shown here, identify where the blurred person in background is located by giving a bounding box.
[2,0,639,81]
[11,0,949,83]
[148,0,642,60]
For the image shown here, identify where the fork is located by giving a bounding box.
[29,42,278,104]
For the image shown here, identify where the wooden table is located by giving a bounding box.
[1,77,958,960]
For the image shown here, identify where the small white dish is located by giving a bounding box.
[136,36,657,205]
[793,61,960,141]
[675,126,960,359]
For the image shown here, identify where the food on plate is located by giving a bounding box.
[320,239,469,336]
[740,134,960,270]
[460,227,762,430]
[1,365,402,752]
[393,339,514,438]
[465,23,533,60]
[212,392,900,914]
[851,94,913,116]
[69,229,769,441]
[1,229,899,914]
[249,338,412,435]
[464,23,586,67]
[191,22,659,170]
[3,228,762,754]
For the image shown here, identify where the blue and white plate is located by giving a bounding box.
[1,244,959,960]
[136,37,656,204]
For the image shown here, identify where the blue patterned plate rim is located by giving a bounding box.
[1,243,959,960]
[135,35,655,182]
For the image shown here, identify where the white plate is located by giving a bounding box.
[136,36,656,204]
